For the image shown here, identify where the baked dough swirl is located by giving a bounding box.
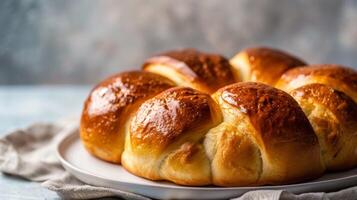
[80,48,357,186]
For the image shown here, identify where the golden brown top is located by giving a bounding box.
[230,47,306,85]
[232,47,306,85]
[81,71,175,136]
[218,82,317,145]
[143,49,235,92]
[130,87,217,151]
[291,84,357,127]
[279,65,357,92]
[245,47,305,68]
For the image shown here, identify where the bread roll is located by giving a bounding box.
[122,87,221,185]
[276,65,357,103]
[290,84,357,170]
[206,82,324,186]
[230,47,306,85]
[143,49,236,93]
[80,71,175,163]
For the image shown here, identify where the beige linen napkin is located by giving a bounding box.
[0,120,356,200]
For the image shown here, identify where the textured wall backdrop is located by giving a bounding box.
[0,0,357,85]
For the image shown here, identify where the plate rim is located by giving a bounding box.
[57,131,357,191]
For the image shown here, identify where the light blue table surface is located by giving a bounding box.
[0,86,90,200]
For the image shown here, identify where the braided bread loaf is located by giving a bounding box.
[80,48,357,186]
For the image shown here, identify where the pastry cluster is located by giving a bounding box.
[80,47,357,186]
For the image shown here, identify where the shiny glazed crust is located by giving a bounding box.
[80,71,175,163]
[276,65,357,103]
[79,47,357,186]
[122,87,221,185]
[207,82,323,185]
[143,49,236,93]
[230,47,306,85]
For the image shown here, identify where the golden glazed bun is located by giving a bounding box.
[80,47,357,186]
[290,84,357,171]
[230,47,306,85]
[143,49,236,94]
[276,65,357,170]
[80,71,175,163]
[206,82,323,186]
[122,87,221,185]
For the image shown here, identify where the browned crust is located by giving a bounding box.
[290,83,357,127]
[143,49,235,92]
[234,47,306,84]
[280,65,357,92]
[245,47,306,71]
[81,71,175,127]
[130,87,216,151]
[218,82,318,146]
[80,71,175,162]
[244,47,306,66]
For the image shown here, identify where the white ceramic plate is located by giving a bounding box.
[57,131,357,200]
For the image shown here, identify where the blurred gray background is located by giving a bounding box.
[1,0,357,85]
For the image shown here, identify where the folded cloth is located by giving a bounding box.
[0,120,356,200]
[0,120,149,200]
